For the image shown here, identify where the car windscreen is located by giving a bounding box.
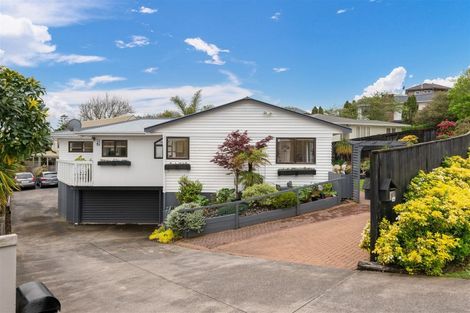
[17,173,33,179]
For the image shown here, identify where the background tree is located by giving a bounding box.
[311,106,319,114]
[402,95,418,124]
[80,93,134,120]
[339,100,358,119]
[356,93,398,121]
[0,66,51,233]
[318,106,324,114]
[448,68,470,120]
[211,130,272,196]
[56,114,70,131]
[415,92,455,127]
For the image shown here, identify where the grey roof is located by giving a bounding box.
[145,97,351,133]
[311,114,409,127]
[406,83,450,92]
[77,118,173,135]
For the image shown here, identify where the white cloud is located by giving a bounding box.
[337,9,347,14]
[409,74,414,78]
[423,76,459,88]
[354,66,407,100]
[67,75,126,89]
[115,35,150,48]
[0,14,104,66]
[273,67,289,73]
[219,70,240,85]
[143,67,158,74]
[0,0,108,27]
[184,37,229,65]
[53,54,105,64]
[132,6,158,14]
[45,83,252,123]
[271,12,281,21]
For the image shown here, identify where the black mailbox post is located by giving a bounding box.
[363,178,397,203]
[16,281,61,313]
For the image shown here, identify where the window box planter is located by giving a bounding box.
[165,163,191,170]
[278,168,316,176]
[97,160,131,166]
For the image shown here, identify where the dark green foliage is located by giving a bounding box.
[402,95,418,124]
[271,191,297,209]
[56,114,70,131]
[448,69,470,120]
[356,94,399,121]
[415,92,455,127]
[339,100,358,119]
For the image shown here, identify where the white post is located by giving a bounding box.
[0,234,17,313]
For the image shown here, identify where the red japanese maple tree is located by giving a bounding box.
[211,130,272,195]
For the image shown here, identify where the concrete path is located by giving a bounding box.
[13,188,470,313]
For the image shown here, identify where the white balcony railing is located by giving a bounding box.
[57,160,93,186]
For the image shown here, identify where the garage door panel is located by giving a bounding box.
[81,190,161,224]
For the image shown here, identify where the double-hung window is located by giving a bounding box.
[68,141,93,153]
[102,140,127,157]
[276,138,316,164]
[167,137,189,159]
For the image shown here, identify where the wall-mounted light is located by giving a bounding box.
[263,111,273,117]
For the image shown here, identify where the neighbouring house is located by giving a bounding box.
[53,97,350,225]
[357,83,451,122]
[405,83,451,111]
[311,114,409,141]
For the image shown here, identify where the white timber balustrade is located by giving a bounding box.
[57,160,93,186]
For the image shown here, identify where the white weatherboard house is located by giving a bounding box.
[54,97,351,224]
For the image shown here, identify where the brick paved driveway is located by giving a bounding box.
[179,202,369,269]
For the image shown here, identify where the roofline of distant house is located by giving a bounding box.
[144,97,352,133]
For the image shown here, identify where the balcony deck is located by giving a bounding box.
[57,160,93,186]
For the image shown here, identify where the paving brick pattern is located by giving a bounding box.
[178,201,370,269]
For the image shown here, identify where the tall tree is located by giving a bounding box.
[0,66,51,233]
[448,68,470,120]
[56,114,70,131]
[311,106,319,114]
[339,100,358,119]
[80,94,134,121]
[318,106,324,114]
[402,95,418,124]
[356,93,398,121]
[415,92,455,127]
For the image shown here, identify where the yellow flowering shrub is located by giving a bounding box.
[149,226,175,244]
[364,154,470,275]
[399,135,419,145]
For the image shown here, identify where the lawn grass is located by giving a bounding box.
[444,266,470,279]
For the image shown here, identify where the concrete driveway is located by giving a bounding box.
[13,188,470,313]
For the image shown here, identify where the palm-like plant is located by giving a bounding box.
[239,147,271,188]
[335,139,352,161]
[170,90,204,116]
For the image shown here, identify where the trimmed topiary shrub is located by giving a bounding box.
[214,188,237,204]
[241,183,278,207]
[176,176,208,205]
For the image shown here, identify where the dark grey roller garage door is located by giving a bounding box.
[81,189,161,224]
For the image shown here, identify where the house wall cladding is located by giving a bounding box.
[154,99,341,193]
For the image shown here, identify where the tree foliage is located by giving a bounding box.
[415,92,455,127]
[211,130,272,195]
[356,94,399,121]
[56,114,70,131]
[0,66,51,211]
[448,68,470,120]
[79,93,134,120]
[402,95,418,124]
[311,106,325,114]
[339,100,358,119]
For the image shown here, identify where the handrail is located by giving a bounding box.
[180,178,343,213]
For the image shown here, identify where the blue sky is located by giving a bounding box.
[1,0,469,125]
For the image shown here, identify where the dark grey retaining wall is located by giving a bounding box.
[239,207,296,228]
[298,196,339,214]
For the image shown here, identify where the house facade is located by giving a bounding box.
[405,83,451,111]
[54,98,350,225]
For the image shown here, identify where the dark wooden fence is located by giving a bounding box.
[354,127,436,143]
[369,132,470,260]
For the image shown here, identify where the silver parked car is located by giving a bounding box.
[36,171,58,188]
[15,172,36,189]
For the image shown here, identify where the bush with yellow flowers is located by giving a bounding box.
[398,135,419,145]
[361,154,470,275]
[149,226,175,244]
